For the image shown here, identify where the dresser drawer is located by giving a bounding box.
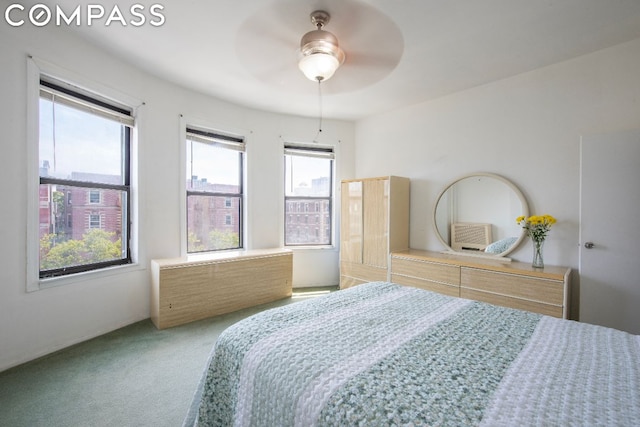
[391,274,460,297]
[460,288,564,318]
[461,267,564,306]
[391,257,460,285]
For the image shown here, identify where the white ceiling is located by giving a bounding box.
[50,0,640,121]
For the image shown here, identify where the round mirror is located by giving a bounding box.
[433,173,529,258]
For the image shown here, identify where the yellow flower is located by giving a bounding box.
[516,214,556,243]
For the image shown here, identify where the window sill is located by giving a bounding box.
[31,262,145,292]
[285,245,337,251]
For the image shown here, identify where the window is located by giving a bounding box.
[89,213,101,229]
[38,77,133,278]
[186,127,244,253]
[89,190,101,204]
[284,144,334,246]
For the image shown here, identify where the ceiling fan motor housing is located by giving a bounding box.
[298,10,345,81]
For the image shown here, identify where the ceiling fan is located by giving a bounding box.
[297,10,346,82]
[235,0,404,94]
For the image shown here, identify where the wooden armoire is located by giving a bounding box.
[339,176,410,288]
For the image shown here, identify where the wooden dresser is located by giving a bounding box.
[390,249,571,318]
[151,248,292,329]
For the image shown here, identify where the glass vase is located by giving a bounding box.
[532,239,544,268]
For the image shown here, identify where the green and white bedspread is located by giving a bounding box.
[188,282,640,426]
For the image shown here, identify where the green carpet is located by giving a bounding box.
[0,288,335,427]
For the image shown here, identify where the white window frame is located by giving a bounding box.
[89,213,102,229]
[89,190,101,204]
[26,56,144,291]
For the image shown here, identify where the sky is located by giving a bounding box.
[39,98,124,180]
[285,154,331,196]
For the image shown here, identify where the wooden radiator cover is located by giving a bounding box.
[151,248,292,329]
[451,222,492,251]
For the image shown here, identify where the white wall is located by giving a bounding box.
[355,37,640,321]
[0,24,354,371]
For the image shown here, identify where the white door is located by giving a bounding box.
[580,130,640,334]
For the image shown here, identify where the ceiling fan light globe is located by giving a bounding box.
[299,53,340,81]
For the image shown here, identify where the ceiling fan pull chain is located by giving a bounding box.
[314,79,323,142]
[318,79,323,134]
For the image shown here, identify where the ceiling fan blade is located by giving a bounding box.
[345,49,404,70]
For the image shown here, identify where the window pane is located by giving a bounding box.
[39,98,125,184]
[285,198,331,245]
[39,184,127,272]
[285,155,331,197]
[187,195,241,252]
[187,138,241,191]
[89,190,100,204]
[186,131,244,254]
[284,151,333,246]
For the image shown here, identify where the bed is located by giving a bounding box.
[184,281,640,426]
